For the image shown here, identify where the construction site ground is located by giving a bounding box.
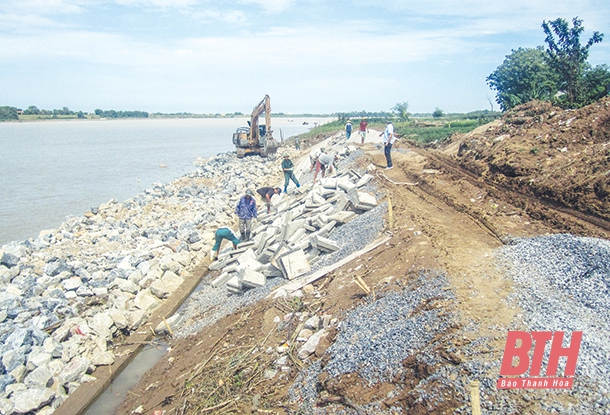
[115,98,610,414]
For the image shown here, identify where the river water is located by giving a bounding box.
[0,117,327,246]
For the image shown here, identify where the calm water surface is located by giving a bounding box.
[0,117,326,246]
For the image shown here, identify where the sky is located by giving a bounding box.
[1,1,609,115]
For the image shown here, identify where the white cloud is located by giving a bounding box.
[2,0,89,14]
[113,0,199,7]
[190,9,248,24]
[239,0,293,13]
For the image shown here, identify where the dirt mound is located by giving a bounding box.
[445,97,610,223]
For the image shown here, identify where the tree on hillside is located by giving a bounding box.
[392,102,410,122]
[542,17,604,107]
[487,47,559,111]
[432,108,444,118]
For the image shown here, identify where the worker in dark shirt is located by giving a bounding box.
[257,187,282,214]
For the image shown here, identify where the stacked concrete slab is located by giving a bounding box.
[209,170,378,294]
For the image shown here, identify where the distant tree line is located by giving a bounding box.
[94,109,149,118]
[487,17,610,111]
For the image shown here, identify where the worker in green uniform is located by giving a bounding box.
[210,227,240,261]
[281,153,301,193]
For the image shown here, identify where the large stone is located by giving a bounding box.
[114,278,139,294]
[57,357,90,386]
[0,252,19,269]
[134,290,159,312]
[107,308,128,329]
[298,329,327,359]
[154,314,185,335]
[24,366,53,388]
[12,388,55,414]
[61,277,82,291]
[89,312,114,339]
[150,271,183,299]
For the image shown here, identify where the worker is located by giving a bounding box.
[235,189,257,241]
[257,186,282,214]
[281,153,300,193]
[345,120,352,139]
[209,227,240,261]
[309,147,323,172]
[313,149,337,183]
[379,120,396,169]
[359,118,369,144]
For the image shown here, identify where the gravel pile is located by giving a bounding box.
[496,233,610,414]
[290,270,471,414]
[308,202,387,273]
[173,276,286,338]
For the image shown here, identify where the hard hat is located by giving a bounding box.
[245,189,253,196]
[283,153,289,157]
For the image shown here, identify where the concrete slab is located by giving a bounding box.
[356,174,373,187]
[310,235,340,252]
[278,250,311,280]
[227,276,242,290]
[328,210,357,224]
[237,248,257,264]
[241,268,266,288]
[211,271,235,288]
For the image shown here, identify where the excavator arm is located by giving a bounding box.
[249,94,272,144]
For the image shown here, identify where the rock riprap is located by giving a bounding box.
[0,151,294,413]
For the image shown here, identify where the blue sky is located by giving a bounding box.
[1,0,609,114]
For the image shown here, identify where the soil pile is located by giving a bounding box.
[447,97,610,223]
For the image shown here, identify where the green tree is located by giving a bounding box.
[0,106,19,121]
[579,64,610,104]
[392,102,409,122]
[23,105,40,115]
[432,108,444,118]
[542,17,604,107]
[487,47,559,111]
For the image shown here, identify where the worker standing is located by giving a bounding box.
[209,227,240,261]
[380,121,395,169]
[359,118,368,144]
[235,189,257,241]
[257,186,282,214]
[345,120,352,140]
[281,154,301,193]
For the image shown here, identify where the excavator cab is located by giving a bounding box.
[233,95,279,158]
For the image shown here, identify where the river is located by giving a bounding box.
[0,117,328,246]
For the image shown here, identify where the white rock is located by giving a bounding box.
[134,290,159,312]
[61,277,82,291]
[298,329,327,359]
[12,388,55,413]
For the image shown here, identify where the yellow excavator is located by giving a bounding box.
[232,94,279,158]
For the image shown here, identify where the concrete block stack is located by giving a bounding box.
[209,170,378,293]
